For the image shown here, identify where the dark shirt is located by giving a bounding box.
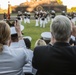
[32,42,76,75]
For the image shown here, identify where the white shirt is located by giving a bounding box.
[0,46,28,75]
[10,40,26,49]
[10,40,29,61]
[23,49,33,73]
[0,40,28,75]
[10,40,36,74]
[23,49,37,75]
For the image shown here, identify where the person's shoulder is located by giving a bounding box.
[71,46,76,50]
[10,47,26,56]
[34,45,51,52]
[28,49,33,53]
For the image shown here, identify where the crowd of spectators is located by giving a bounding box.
[1,10,76,75]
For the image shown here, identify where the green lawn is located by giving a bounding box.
[22,20,51,50]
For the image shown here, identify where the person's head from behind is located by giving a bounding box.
[11,34,18,42]
[23,38,31,49]
[51,15,72,42]
[35,39,46,47]
[10,26,18,42]
[10,25,24,42]
[0,21,10,52]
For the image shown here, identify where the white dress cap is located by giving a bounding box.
[10,25,24,35]
[70,35,75,41]
[51,10,55,13]
[41,32,52,40]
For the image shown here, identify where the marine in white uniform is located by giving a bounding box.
[61,11,66,16]
[71,13,76,25]
[27,12,31,23]
[34,11,39,26]
[17,11,23,25]
[23,37,36,75]
[23,12,28,24]
[50,10,56,22]
[39,10,43,27]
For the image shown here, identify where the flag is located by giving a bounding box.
[7,1,10,19]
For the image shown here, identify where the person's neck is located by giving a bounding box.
[11,40,18,42]
[56,40,69,43]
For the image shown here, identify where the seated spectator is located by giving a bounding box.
[41,32,52,44]
[32,15,76,75]
[71,22,76,45]
[0,21,28,75]
[23,37,37,75]
[10,24,25,48]
[34,39,46,47]
[69,35,76,46]
[24,38,31,49]
[23,36,32,49]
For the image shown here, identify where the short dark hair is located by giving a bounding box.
[23,38,31,49]
[11,34,18,42]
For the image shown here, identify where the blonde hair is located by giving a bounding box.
[0,21,10,52]
[35,39,46,47]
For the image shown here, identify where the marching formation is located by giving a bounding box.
[16,10,76,29]
[34,10,50,28]
[16,10,56,28]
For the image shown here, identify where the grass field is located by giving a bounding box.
[21,20,51,50]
